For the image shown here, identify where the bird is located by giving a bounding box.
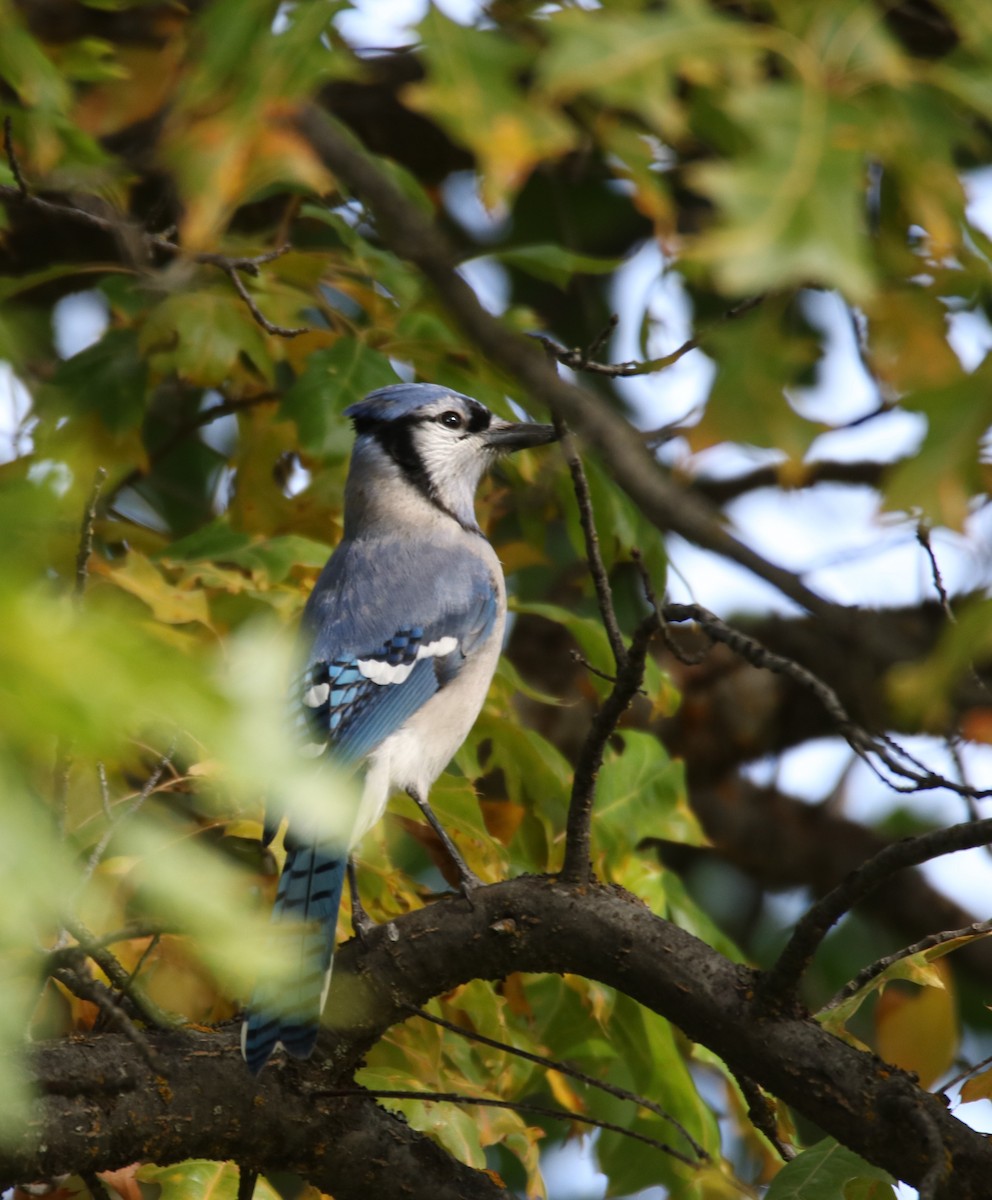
[242,382,557,1073]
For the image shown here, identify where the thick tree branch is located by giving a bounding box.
[13,879,991,1198]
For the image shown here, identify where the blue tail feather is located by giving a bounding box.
[242,845,346,1074]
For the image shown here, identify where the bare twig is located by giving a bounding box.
[662,602,992,801]
[222,263,307,338]
[3,116,27,196]
[822,919,992,1012]
[73,467,107,605]
[555,420,627,670]
[1,127,306,337]
[529,297,762,378]
[760,817,992,1005]
[733,1072,795,1163]
[315,1086,698,1165]
[61,917,183,1031]
[917,522,955,623]
[562,613,657,883]
[569,647,623,685]
[51,965,163,1073]
[81,740,177,885]
[411,1006,707,1159]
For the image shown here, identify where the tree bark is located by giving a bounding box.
[11,878,991,1198]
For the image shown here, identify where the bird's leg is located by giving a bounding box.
[407,787,483,896]
[347,858,376,942]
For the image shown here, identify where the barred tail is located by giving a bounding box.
[242,846,346,1074]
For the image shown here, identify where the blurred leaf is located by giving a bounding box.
[874,963,958,1088]
[407,8,574,207]
[140,288,274,387]
[689,85,875,299]
[54,328,148,435]
[765,1139,895,1199]
[95,552,213,627]
[137,1161,281,1200]
[960,1065,992,1105]
[883,367,992,529]
[279,340,400,457]
[490,244,621,290]
[540,6,755,142]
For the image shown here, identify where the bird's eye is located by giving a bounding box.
[439,411,463,429]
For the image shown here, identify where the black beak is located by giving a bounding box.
[484,419,559,452]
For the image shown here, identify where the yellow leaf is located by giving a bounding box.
[95,553,212,628]
[960,1065,992,1105]
[875,962,958,1087]
[546,1067,585,1113]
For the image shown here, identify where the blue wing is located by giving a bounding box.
[243,535,498,1073]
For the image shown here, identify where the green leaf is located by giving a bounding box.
[490,244,621,290]
[883,366,992,529]
[595,993,722,1196]
[163,524,332,584]
[512,599,615,680]
[138,1160,281,1200]
[596,732,704,867]
[765,1139,895,1199]
[540,6,755,141]
[54,328,148,434]
[140,288,275,387]
[407,8,574,206]
[279,339,399,457]
[689,85,876,300]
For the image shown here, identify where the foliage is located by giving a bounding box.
[1,0,992,1197]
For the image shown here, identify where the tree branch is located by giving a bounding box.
[761,817,992,1005]
[13,878,991,1198]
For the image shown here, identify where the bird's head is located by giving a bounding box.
[344,384,557,532]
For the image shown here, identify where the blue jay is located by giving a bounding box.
[242,383,556,1073]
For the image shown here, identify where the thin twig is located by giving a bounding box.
[315,1086,698,1165]
[74,467,107,605]
[222,263,307,337]
[61,917,184,1030]
[3,116,27,196]
[528,296,763,378]
[916,522,954,623]
[556,420,627,668]
[411,1006,707,1160]
[822,919,992,1012]
[81,740,177,886]
[569,648,622,686]
[662,602,992,801]
[732,1073,795,1163]
[51,965,163,1074]
[759,817,992,1005]
[0,128,306,338]
[538,333,627,671]
[942,1049,992,1095]
[562,614,657,883]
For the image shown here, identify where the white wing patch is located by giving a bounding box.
[303,683,330,708]
[357,636,458,685]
